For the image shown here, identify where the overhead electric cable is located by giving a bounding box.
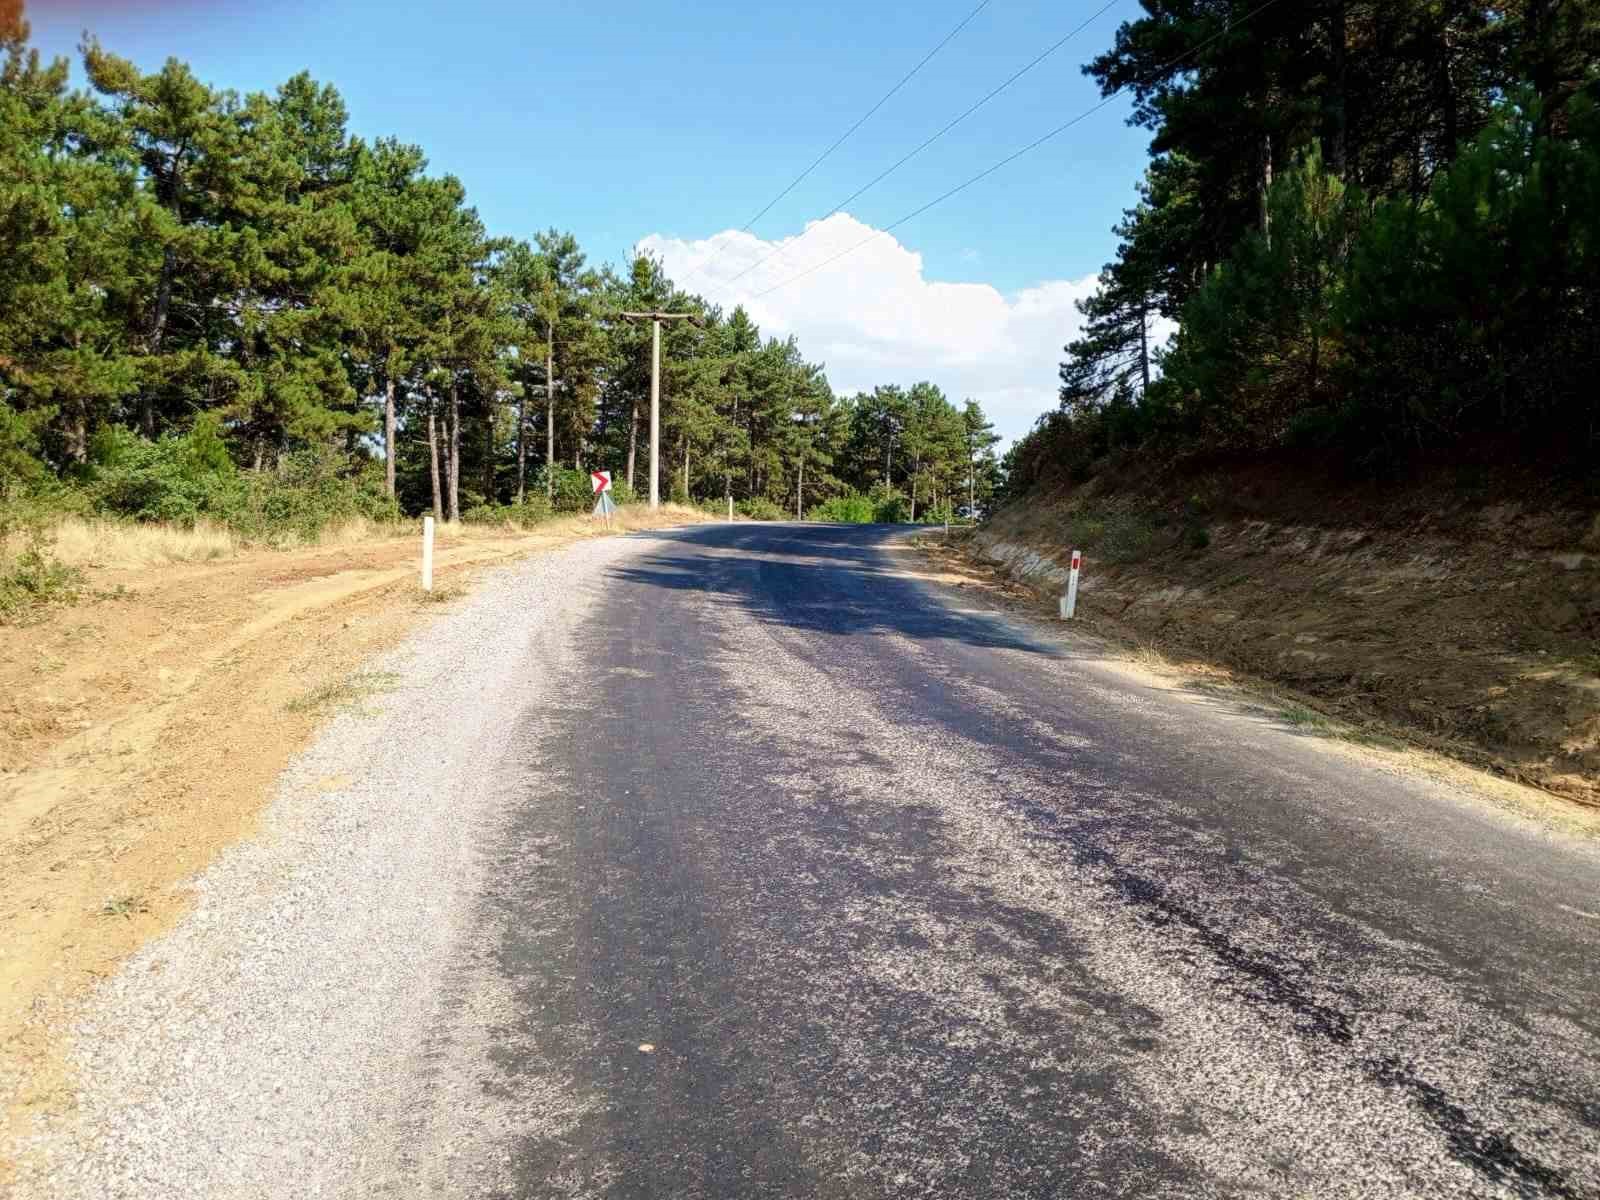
[679,0,994,288]
[750,0,1288,302]
[718,0,1120,289]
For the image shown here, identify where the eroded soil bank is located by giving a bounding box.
[965,462,1599,809]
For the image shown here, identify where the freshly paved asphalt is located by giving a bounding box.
[446,522,1600,1198]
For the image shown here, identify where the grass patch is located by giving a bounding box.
[1340,728,1408,751]
[286,669,401,715]
[0,541,85,625]
[97,894,150,920]
[1061,510,1160,564]
[1278,704,1334,731]
[1133,640,1173,671]
[418,584,465,604]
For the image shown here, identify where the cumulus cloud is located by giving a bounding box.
[637,214,1100,447]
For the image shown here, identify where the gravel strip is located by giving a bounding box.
[16,533,653,1199]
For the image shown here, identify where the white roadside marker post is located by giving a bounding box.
[1060,549,1082,620]
[421,516,435,593]
[728,495,734,524]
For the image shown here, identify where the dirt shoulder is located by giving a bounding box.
[0,507,706,1175]
[907,522,1600,838]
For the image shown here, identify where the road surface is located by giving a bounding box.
[406,522,1600,1198]
[36,520,1600,1199]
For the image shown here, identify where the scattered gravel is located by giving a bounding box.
[16,534,652,1199]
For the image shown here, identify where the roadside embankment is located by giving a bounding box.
[0,504,707,1182]
[952,462,1599,809]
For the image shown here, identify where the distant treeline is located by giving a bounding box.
[0,0,1001,529]
[1009,1,1598,496]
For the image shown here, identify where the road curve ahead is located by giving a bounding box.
[423,522,1600,1199]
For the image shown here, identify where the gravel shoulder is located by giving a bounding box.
[9,533,655,1197]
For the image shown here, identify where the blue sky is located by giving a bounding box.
[24,0,1158,440]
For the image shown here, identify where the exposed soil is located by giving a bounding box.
[950,461,1600,811]
[0,510,705,1179]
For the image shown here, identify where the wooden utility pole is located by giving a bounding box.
[620,311,704,509]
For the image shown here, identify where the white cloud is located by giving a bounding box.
[637,214,1100,447]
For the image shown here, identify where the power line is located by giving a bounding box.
[716,0,1120,290]
[749,0,1287,302]
[679,0,993,288]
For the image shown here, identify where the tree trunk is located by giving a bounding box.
[515,378,529,504]
[910,456,919,521]
[969,455,976,519]
[447,381,461,523]
[427,393,443,520]
[546,325,556,499]
[626,396,639,490]
[682,439,689,502]
[1328,1,1348,178]
[66,397,88,466]
[1138,301,1151,393]
[383,370,397,498]
[796,454,804,519]
[1437,13,1460,163]
[484,395,497,505]
[141,245,177,437]
[1260,127,1274,245]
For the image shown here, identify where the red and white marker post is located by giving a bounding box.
[1060,549,1083,620]
[591,470,616,526]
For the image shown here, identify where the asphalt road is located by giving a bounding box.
[413,521,1600,1199]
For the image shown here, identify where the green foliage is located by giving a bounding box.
[79,423,396,539]
[534,465,596,513]
[0,535,83,624]
[463,494,554,528]
[736,496,784,522]
[1033,9,1600,503]
[808,493,877,523]
[868,484,910,524]
[85,420,246,524]
[0,20,1002,527]
[229,448,399,541]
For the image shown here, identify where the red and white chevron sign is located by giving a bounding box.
[591,470,612,495]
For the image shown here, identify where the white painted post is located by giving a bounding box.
[421,516,435,592]
[1061,549,1082,619]
[727,495,734,523]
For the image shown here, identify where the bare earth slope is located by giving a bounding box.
[973,469,1600,808]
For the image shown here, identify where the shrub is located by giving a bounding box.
[86,418,246,525]
[508,494,554,526]
[0,535,83,624]
[872,494,910,523]
[465,495,555,528]
[737,496,785,521]
[534,466,595,513]
[808,493,876,523]
[228,448,399,542]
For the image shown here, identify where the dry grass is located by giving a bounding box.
[285,669,402,715]
[18,517,240,570]
[6,502,710,573]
